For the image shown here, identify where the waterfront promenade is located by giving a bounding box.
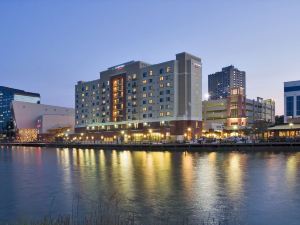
[2,142,300,151]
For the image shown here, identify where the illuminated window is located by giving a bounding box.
[149,99,153,104]
[149,70,153,75]
[160,76,164,81]
[166,112,170,116]
[167,67,171,73]
[160,112,164,117]
[160,84,164,88]
[167,82,171,87]
[143,107,147,112]
[143,93,147,97]
[142,80,147,84]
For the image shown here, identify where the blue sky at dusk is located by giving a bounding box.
[1,0,300,114]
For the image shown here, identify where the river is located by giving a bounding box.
[0,146,300,224]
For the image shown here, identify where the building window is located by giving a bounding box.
[286,96,294,117]
[143,72,147,77]
[160,68,164,74]
[297,96,300,116]
[160,76,164,81]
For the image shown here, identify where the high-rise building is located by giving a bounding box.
[75,52,202,142]
[208,65,246,100]
[284,80,300,123]
[0,86,40,133]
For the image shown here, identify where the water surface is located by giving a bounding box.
[0,146,300,224]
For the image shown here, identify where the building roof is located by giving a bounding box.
[0,86,40,98]
[268,124,300,131]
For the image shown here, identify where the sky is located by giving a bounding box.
[1,0,300,115]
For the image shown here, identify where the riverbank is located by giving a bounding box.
[2,142,300,151]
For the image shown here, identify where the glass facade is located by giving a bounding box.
[297,96,300,116]
[286,96,294,117]
[0,86,40,133]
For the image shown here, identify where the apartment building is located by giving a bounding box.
[208,65,246,100]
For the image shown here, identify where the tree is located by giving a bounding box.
[252,120,271,139]
[275,115,284,125]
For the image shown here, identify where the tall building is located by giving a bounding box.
[0,86,40,133]
[284,80,300,123]
[75,52,202,142]
[208,65,246,100]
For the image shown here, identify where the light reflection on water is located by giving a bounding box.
[0,147,300,225]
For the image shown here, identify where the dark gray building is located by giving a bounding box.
[208,65,246,100]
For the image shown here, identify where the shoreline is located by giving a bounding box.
[2,142,300,152]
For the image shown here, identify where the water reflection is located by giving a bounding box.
[1,147,300,225]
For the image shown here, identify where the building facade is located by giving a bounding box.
[202,87,275,132]
[284,80,300,123]
[75,52,202,142]
[12,101,75,142]
[0,86,40,133]
[208,65,246,100]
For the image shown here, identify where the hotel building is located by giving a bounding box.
[208,65,246,100]
[0,86,40,134]
[75,52,202,142]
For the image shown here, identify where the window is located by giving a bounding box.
[297,96,300,115]
[167,67,171,73]
[166,90,171,94]
[142,80,147,84]
[149,70,153,76]
[160,68,164,74]
[143,72,147,77]
[143,87,146,91]
[160,76,164,81]
[286,96,294,116]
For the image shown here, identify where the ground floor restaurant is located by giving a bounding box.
[267,124,300,138]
